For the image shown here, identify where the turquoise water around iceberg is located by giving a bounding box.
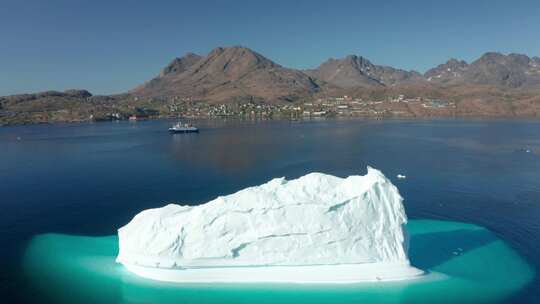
[4,119,540,302]
[23,220,533,304]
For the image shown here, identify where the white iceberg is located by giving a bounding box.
[116,167,423,283]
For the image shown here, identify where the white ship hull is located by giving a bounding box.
[168,127,199,133]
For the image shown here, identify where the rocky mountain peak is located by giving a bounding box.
[425,58,469,83]
[465,52,540,88]
[132,46,319,102]
[186,46,278,83]
[63,89,92,98]
[160,53,202,76]
[206,46,268,61]
[344,55,374,69]
[477,52,505,62]
[472,52,533,67]
[307,54,422,88]
[446,58,468,66]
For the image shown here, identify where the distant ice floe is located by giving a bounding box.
[116,167,423,283]
[515,147,535,154]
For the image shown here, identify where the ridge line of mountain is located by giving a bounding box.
[125,46,540,102]
[2,46,540,125]
[3,46,540,101]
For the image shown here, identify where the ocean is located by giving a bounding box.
[1,118,539,303]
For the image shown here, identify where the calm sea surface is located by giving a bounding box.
[1,119,539,303]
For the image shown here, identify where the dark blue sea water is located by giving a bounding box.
[1,119,539,303]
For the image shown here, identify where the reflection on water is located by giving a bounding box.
[166,120,373,176]
[23,220,533,304]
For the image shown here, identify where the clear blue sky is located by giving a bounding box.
[1,0,539,96]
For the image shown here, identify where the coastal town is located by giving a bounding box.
[124,94,456,122]
[0,92,461,125]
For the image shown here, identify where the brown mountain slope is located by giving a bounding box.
[159,53,203,76]
[132,46,321,103]
[305,55,424,88]
[425,53,540,88]
[133,48,540,102]
[424,58,469,84]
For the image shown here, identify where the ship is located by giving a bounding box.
[168,121,199,133]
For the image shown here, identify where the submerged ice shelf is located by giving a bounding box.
[116,167,423,283]
[24,220,535,304]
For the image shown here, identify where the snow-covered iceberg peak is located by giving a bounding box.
[116,167,422,283]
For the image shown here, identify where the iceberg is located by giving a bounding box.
[116,167,423,283]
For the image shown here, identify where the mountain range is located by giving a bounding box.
[2,46,540,125]
[132,46,540,102]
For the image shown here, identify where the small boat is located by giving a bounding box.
[168,121,199,133]
[396,174,407,179]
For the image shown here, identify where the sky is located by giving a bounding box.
[1,0,540,96]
